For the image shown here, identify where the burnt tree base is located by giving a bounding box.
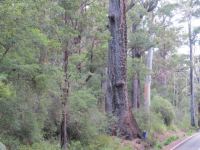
[111,111,142,140]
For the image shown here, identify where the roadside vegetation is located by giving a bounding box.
[0,0,200,150]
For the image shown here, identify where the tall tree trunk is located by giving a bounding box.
[99,68,107,112]
[61,10,69,150]
[173,73,175,106]
[131,49,142,109]
[106,0,141,139]
[198,102,200,127]
[144,48,153,111]
[188,14,195,127]
[131,72,141,109]
[132,73,138,109]
[61,49,69,150]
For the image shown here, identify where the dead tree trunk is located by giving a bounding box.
[106,0,141,139]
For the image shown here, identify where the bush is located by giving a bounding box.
[163,136,178,146]
[133,108,166,134]
[69,135,132,150]
[19,141,60,150]
[68,89,107,143]
[151,95,175,126]
[150,112,167,133]
[0,135,21,150]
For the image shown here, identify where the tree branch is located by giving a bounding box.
[147,0,159,12]
[140,0,159,12]
[126,0,136,13]
[0,42,10,63]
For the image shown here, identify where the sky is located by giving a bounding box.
[177,19,200,55]
[167,0,200,55]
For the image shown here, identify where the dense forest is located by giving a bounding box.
[1,0,200,150]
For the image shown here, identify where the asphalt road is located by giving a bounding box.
[174,133,200,150]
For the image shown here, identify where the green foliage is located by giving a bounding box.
[69,135,132,150]
[154,143,163,150]
[34,74,49,91]
[152,136,179,150]
[68,89,106,143]
[152,95,175,126]
[150,112,167,133]
[129,29,154,50]
[0,81,13,98]
[0,81,17,135]
[163,136,178,146]
[134,109,167,135]
[0,135,21,150]
[19,141,60,150]
[0,0,196,149]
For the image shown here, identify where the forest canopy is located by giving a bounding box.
[0,0,200,150]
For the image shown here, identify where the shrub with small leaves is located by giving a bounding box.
[152,95,175,126]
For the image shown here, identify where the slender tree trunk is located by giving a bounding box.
[61,10,69,150]
[198,102,200,127]
[105,66,113,114]
[188,14,195,127]
[131,72,141,109]
[173,73,176,106]
[132,73,138,109]
[61,50,69,150]
[144,48,153,111]
[99,68,107,112]
[131,48,141,109]
[106,0,141,139]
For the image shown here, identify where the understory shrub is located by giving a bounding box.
[69,135,132,150]
[151,95,175,126]
[68,89,107,143]
[19,141,60,150]
[133,108,166,134]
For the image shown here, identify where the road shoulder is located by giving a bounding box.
[163,133,199,150]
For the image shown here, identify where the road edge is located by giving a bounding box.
[170,133,199,150]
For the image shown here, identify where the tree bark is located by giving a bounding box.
[188,13,195,127]
[61,10,70,150]
[144,48,153,111]
[198,102,200,127]
[61,49,69,150]
[131,73,140,109]
[106,0,141,139]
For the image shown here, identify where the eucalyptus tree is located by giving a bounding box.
[106,0,141,139]
[127,0,159,109]
[179,0,200,127]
